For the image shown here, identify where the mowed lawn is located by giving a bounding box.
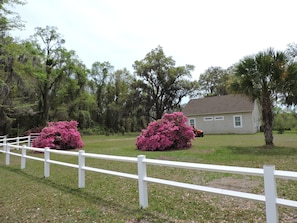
[1,132,297,222]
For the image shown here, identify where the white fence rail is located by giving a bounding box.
[1,136,297,223]
[0,135,32,148]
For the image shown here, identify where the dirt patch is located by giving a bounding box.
[204,176,262,210]
[206,176,262,193]
[195,148,215,154]
[202,176,297,222]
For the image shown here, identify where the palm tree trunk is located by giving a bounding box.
[262,96,274,146]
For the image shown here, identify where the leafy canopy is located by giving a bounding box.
[133,46,199,120]
[231,48,297,146]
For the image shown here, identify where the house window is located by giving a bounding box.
[233,115,242,128]
[214,116,224,120]
[203,117,213,121]
[189,118,196,127]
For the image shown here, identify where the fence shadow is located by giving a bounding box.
[1,166,167,222]
[227,146,297,156]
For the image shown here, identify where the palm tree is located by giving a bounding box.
[231,48,288,146]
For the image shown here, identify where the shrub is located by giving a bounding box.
[32,121,84,150]
[136,112,195,151]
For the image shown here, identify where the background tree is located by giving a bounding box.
[273,107,297,133]
[283,43,297,106]
[0,0,25,37]
[31,26,72,126]
[132,46,199,120]
[0,39,38,134]
[103,68,132,133]
[198,66,231,97]
[230,48,297,146]
[51,57,95,129]
[89,61,113,125]
[286,42,297,62]
[0,0,33,135]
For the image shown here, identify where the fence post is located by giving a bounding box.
[1,135,5,149]
[3,135,7,149]
[78,150,85,188]
[21,145,26,169]
[16,137,20,149]
[264,165,278,223]
[5,144,10,165]
[27,135,31,147]
[44,147,50,177]
[137,155,148,208]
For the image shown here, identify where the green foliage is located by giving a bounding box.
[231,48,293,146]
[0,37,39,135]
[198,66,232,96]
[273,109,297,133]
[89,61,113,124]
[0,0,25,34]
[132,46,199,120]
[282,63,297,106]
[31,26,70,126]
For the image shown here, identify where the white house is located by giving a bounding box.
[182,94,261,134]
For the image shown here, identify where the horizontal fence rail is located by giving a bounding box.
[1,135,297,223]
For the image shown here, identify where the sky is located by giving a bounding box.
[10,0,297,80]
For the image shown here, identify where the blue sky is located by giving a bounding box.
[10,0,297,80]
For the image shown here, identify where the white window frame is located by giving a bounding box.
[233,115,242,128]
[189,118,196,127]
[203,116,213,121]
[214,116,224,121]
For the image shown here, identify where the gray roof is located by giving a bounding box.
[182,94,254,116]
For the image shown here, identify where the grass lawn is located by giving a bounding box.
[1,132,297,222]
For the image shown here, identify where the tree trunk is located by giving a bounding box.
[39,81,49,127]
[262,96,274,146]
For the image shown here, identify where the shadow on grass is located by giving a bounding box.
[1,166,167,222]
[227,146,297,156]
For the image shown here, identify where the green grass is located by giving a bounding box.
[1,132,297,222]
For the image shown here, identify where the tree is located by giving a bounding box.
[286,42,297,63]
[52,58,95,129]
[0,0,28,135]
[89,61,113,124]
[0,38,40,135]
[103,68,133,132]
[273,108,297,133]
[0,0,25,37]
[231,48,295,146]
[198,66,231,97]
[31,26,71,126]
[283,43,297,106]
[133,46,199,120]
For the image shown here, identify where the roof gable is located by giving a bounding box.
[183,95,255,116]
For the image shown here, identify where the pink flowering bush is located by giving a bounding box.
[136,112,195,151]
[32,121,84,150]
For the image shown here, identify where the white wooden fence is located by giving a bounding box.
[0,135,32,147]
[1,136,297,223]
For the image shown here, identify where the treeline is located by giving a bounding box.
[0,1,199,136]
[1,1,297,140]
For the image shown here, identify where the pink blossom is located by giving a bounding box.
[136,112,195,151]
[32,121,84,150]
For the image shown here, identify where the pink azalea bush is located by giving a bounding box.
[32,121,84,150]
[136,112,195,151]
